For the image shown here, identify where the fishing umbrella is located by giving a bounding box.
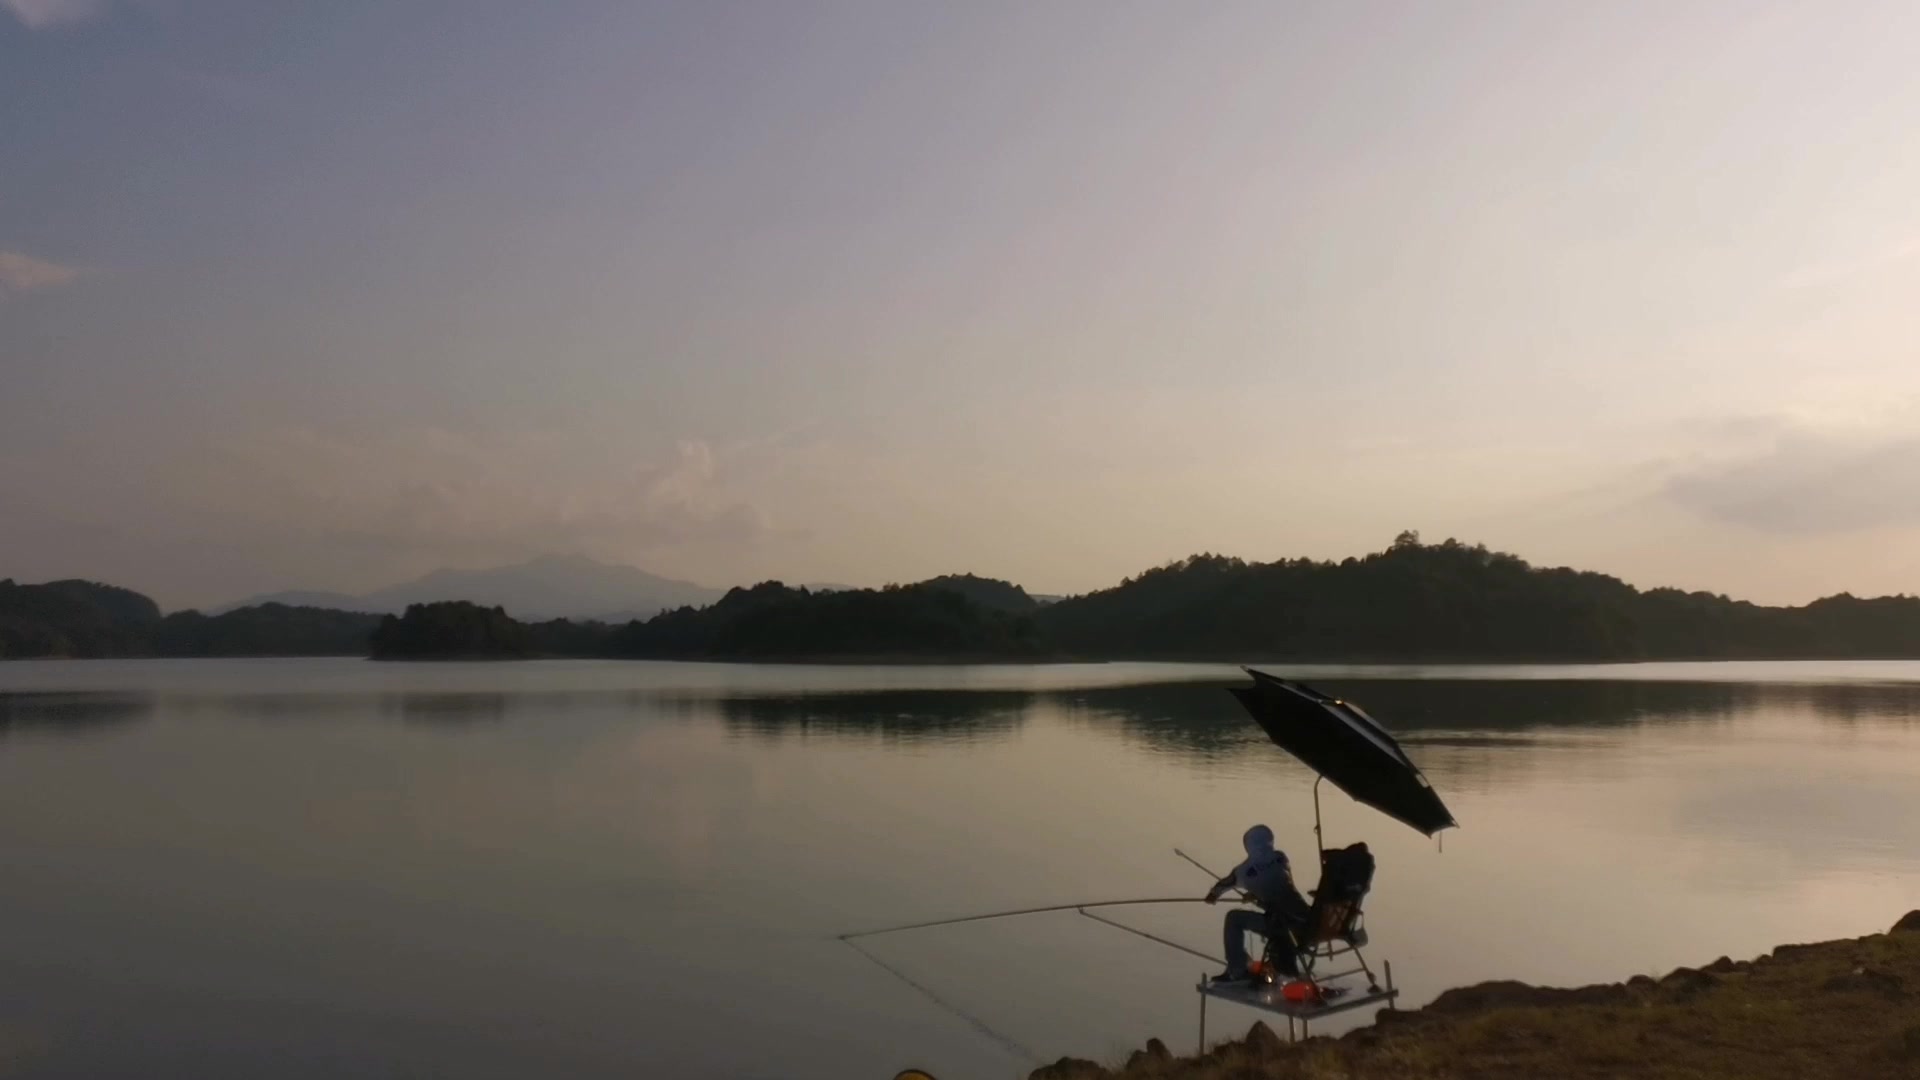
[1228,667,1456,841]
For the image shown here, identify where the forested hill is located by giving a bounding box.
[603,581,1041,659]
[9,535,1920,660]
[1033,532,1920,660]
[0,579,378,659]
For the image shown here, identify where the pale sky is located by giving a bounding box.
[5,1,1920,611]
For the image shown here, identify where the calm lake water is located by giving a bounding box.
[5,659,1920,1079]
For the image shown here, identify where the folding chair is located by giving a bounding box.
[1266,842,1381,993]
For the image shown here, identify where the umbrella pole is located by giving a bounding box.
[1313,774,1325,865]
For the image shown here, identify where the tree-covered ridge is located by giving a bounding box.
[605,580,1041,659]
[154,604,382,658]
[1,579,380,659]
[9,537,1920,661]
[916,573,1038,613]
[1033,531,1920,660]
[369,602,533,659]
[0,579,160,658]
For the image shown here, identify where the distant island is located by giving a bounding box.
[9,533,1920,662]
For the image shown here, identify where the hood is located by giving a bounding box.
[1242,824,1274,858]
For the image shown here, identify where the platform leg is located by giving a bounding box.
[1197,974,1207,1054]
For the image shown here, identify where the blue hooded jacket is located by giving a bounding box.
[1214,825,1309,916]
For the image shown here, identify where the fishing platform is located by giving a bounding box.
[1195,960,1397,1045]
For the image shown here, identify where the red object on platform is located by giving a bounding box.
[1281,980,1323,1004]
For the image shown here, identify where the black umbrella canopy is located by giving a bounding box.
[1228,668,1457,837]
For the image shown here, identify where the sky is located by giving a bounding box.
[4,1,1920,611]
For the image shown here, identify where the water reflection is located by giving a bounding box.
[716,690,1032,743]
[1067,678,1920,755]
[0,691,153,737]
[394,692,512,727]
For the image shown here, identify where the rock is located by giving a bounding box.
[1627,974,1657,989]
[1820,966,1907,999]
[1428,979,1629,1013]
[1368,1007,1424,1031]
[1030,1056,1106,1080]
[1121,1041,1171,1074]
[1427,980,1549,1013]
[1342,1027,1382,1050]
[1244,1020,1286,1056]
[1893,911,1920,934]
[1703,955,1745,975]
[1658,967,1719,999]
[1562,983,1634,1007]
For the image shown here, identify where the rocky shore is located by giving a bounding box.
[1032,911,1920,1079]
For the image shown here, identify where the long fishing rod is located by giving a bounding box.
[1076,909,1223,965]
[838,896,1228,942]
[1174,848,1221,880]
[1175,848,1249,901]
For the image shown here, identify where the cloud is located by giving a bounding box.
[1,0,106,29]
[169,426,776,571]
[1777,235,1920,292]
[0,250,85,295]
[1664,420,1920,535]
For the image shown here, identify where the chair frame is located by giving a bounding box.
[1262,847,1382,993]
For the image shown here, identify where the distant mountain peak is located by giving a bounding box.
[220,554,723,622]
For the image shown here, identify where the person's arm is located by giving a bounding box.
[1204,867,1240,903]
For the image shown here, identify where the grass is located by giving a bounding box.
[1032,913,1920,1080]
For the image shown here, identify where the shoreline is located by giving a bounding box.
[1034,912,1920,1079]
[16,653,1920,665]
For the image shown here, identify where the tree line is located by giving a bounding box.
[0,578,381,659]
[9,538,1920,661]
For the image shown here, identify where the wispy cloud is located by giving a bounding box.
[1664,413,1920,535]
[1777,235,1920,292]
[0,250,85,296]
[177,427,777,568]
[1,0,107,29]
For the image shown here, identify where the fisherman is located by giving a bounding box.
[1204,824,1310,983]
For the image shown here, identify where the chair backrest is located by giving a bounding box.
[1301,843,1374,946]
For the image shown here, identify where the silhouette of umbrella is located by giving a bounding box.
[1229,668,1457,841]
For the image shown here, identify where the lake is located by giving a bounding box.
[4,658,1920,1079]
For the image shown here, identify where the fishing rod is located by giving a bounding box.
[836,895,1228,1063]
[838,896,1231,942]
[1076,909,1223,965]
[1174,848,1221,880]
[1175,848,1250,901]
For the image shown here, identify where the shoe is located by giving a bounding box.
[1210,971,1249,984]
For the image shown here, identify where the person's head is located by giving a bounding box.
[1242,824,1274,856]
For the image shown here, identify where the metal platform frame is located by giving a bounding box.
[1195,960,1396,1048]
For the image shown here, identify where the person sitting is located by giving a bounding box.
[1204,824,1310,983]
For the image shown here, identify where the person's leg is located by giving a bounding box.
[1222,909,1265,977]
[1266,912,1302,977]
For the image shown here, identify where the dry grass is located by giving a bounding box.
[1034,914,1920,1080]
